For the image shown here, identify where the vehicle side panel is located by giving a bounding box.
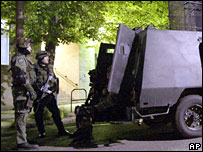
[140,29,202,108]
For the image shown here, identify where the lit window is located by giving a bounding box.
[1,20,9,65]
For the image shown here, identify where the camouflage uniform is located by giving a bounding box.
[33,51,71,137]
[10,37,38,149]
[70,66,117,148]
[70,93,117,148]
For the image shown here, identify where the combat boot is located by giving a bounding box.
[57,130,73,137]
[38,132,46,138]
[17,142,39,150]
[69,128,82,139]
[70,135,97,148]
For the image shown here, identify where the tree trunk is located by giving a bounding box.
[45,2,59,66]
[168,1,202,31]
[16,1,24,39]
[168,1,185,30]
[45,41,56,65]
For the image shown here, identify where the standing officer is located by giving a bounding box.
[10,37,39,150]
[33,51,72,138]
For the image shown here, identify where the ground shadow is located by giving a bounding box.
[121,124,184,141]
[95,123,191,146]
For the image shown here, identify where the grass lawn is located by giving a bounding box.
[1,110,15,115]
[2,107,179,151]
[1,118,147,151]
[3,107,167,151]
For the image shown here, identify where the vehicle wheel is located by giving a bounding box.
[175,95,202,138]
[143,115,171,128]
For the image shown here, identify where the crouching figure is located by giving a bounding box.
[70,93,116,148]
[69,105,97,148]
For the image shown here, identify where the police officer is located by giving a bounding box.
[70,65,135,148]
[10,37,39,150]
[70,66,116,148]
[33,51,72,138]
[70,93,116,148]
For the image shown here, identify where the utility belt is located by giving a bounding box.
[12,88,32,114]
[12,85,27,93]
[12,81,23,87]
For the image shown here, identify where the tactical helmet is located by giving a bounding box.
[36,51,49,61]
[16,37,33,48]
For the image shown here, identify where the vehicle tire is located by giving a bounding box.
[175,95,202,138]
[143,115,171,128]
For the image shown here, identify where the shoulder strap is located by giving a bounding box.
[34,63,39,76]
[8,54,16,72]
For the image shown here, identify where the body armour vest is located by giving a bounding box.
[34,63,57,92]
[10,52,36,87]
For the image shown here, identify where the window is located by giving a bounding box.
[107,49,114,54]
[1,20,9,65]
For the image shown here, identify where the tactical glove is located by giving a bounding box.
[30,92,37,101]
[25,91,34,109]
[25,84,37,101]
[26,99,33,108]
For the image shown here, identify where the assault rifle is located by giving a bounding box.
[35,75,55,112]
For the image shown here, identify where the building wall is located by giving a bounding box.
[54,43,80,104]
[79,44,95,100]
[1,81,13,110]
[53,43,96,105]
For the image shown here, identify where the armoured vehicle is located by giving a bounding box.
[86,23,202,138]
